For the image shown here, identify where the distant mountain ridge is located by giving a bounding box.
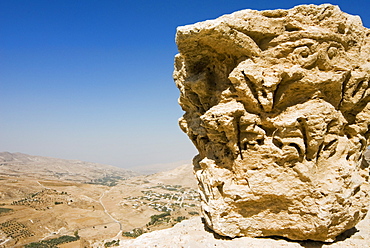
[0,152,140,183]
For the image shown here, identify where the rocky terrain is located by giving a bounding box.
[174,3,370,242]
[117,213,370,248]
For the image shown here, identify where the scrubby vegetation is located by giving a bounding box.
[148,212,171,226]
[0,207,13,214]
[123,212,189,238]
[24,234,80,248]
[175,216,186,222]
[188,211,199,215]
[104,239,120,247]
[122,228,144,238]
[88,175,125,186]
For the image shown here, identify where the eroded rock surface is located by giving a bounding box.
[173,4,370,242]
[117,214,370,248]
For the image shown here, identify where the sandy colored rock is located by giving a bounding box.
[173,4,370,242]
[117,213,370,248]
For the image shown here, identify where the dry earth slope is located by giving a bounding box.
[0,152,200,247]
[0,152,139,183]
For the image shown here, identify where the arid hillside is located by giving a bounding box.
[0,153,199,248]
[3,151,368,247]
[0,152,139,184]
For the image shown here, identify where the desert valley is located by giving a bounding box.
[1,150,370,248]
[1,151,370,248]
[0,152,199,247]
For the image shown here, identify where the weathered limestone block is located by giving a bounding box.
[173,4,370,242]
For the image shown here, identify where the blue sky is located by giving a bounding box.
[1,0,370,169]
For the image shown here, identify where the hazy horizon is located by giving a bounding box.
[2,0,370,169]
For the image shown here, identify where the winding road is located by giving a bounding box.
[99,189,123,239]
[36,180,123,240]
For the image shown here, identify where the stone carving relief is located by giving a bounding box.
[174,4,370,241]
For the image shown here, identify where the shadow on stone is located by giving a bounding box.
[334,227,358,242]
[201,217,359,247]
[297,232,359,248]
[257,227,358,248]
[262,235,324,248]
[296,239,325,248]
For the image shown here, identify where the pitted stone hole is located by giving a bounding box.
[261,89,267,98]
[320,191,328,197]
[289,143,302,155]
[352,80,367,97]
[264,127,276,136]
[235,195,242,201]
[216,183,224,196]
[297,117,306,123]
[273,138,284,149]
[301,53,309,59]
[242,143,248,150]
[338,23,346,34]
[353,186,361,195]
[204,210,211,218]
[346,154,351,161]
[261,10,287,18]
[285,25,301,32]
[200,136,210,144]
[360,159,369,170]
[360,139,367,151]
[323,139,337,151]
